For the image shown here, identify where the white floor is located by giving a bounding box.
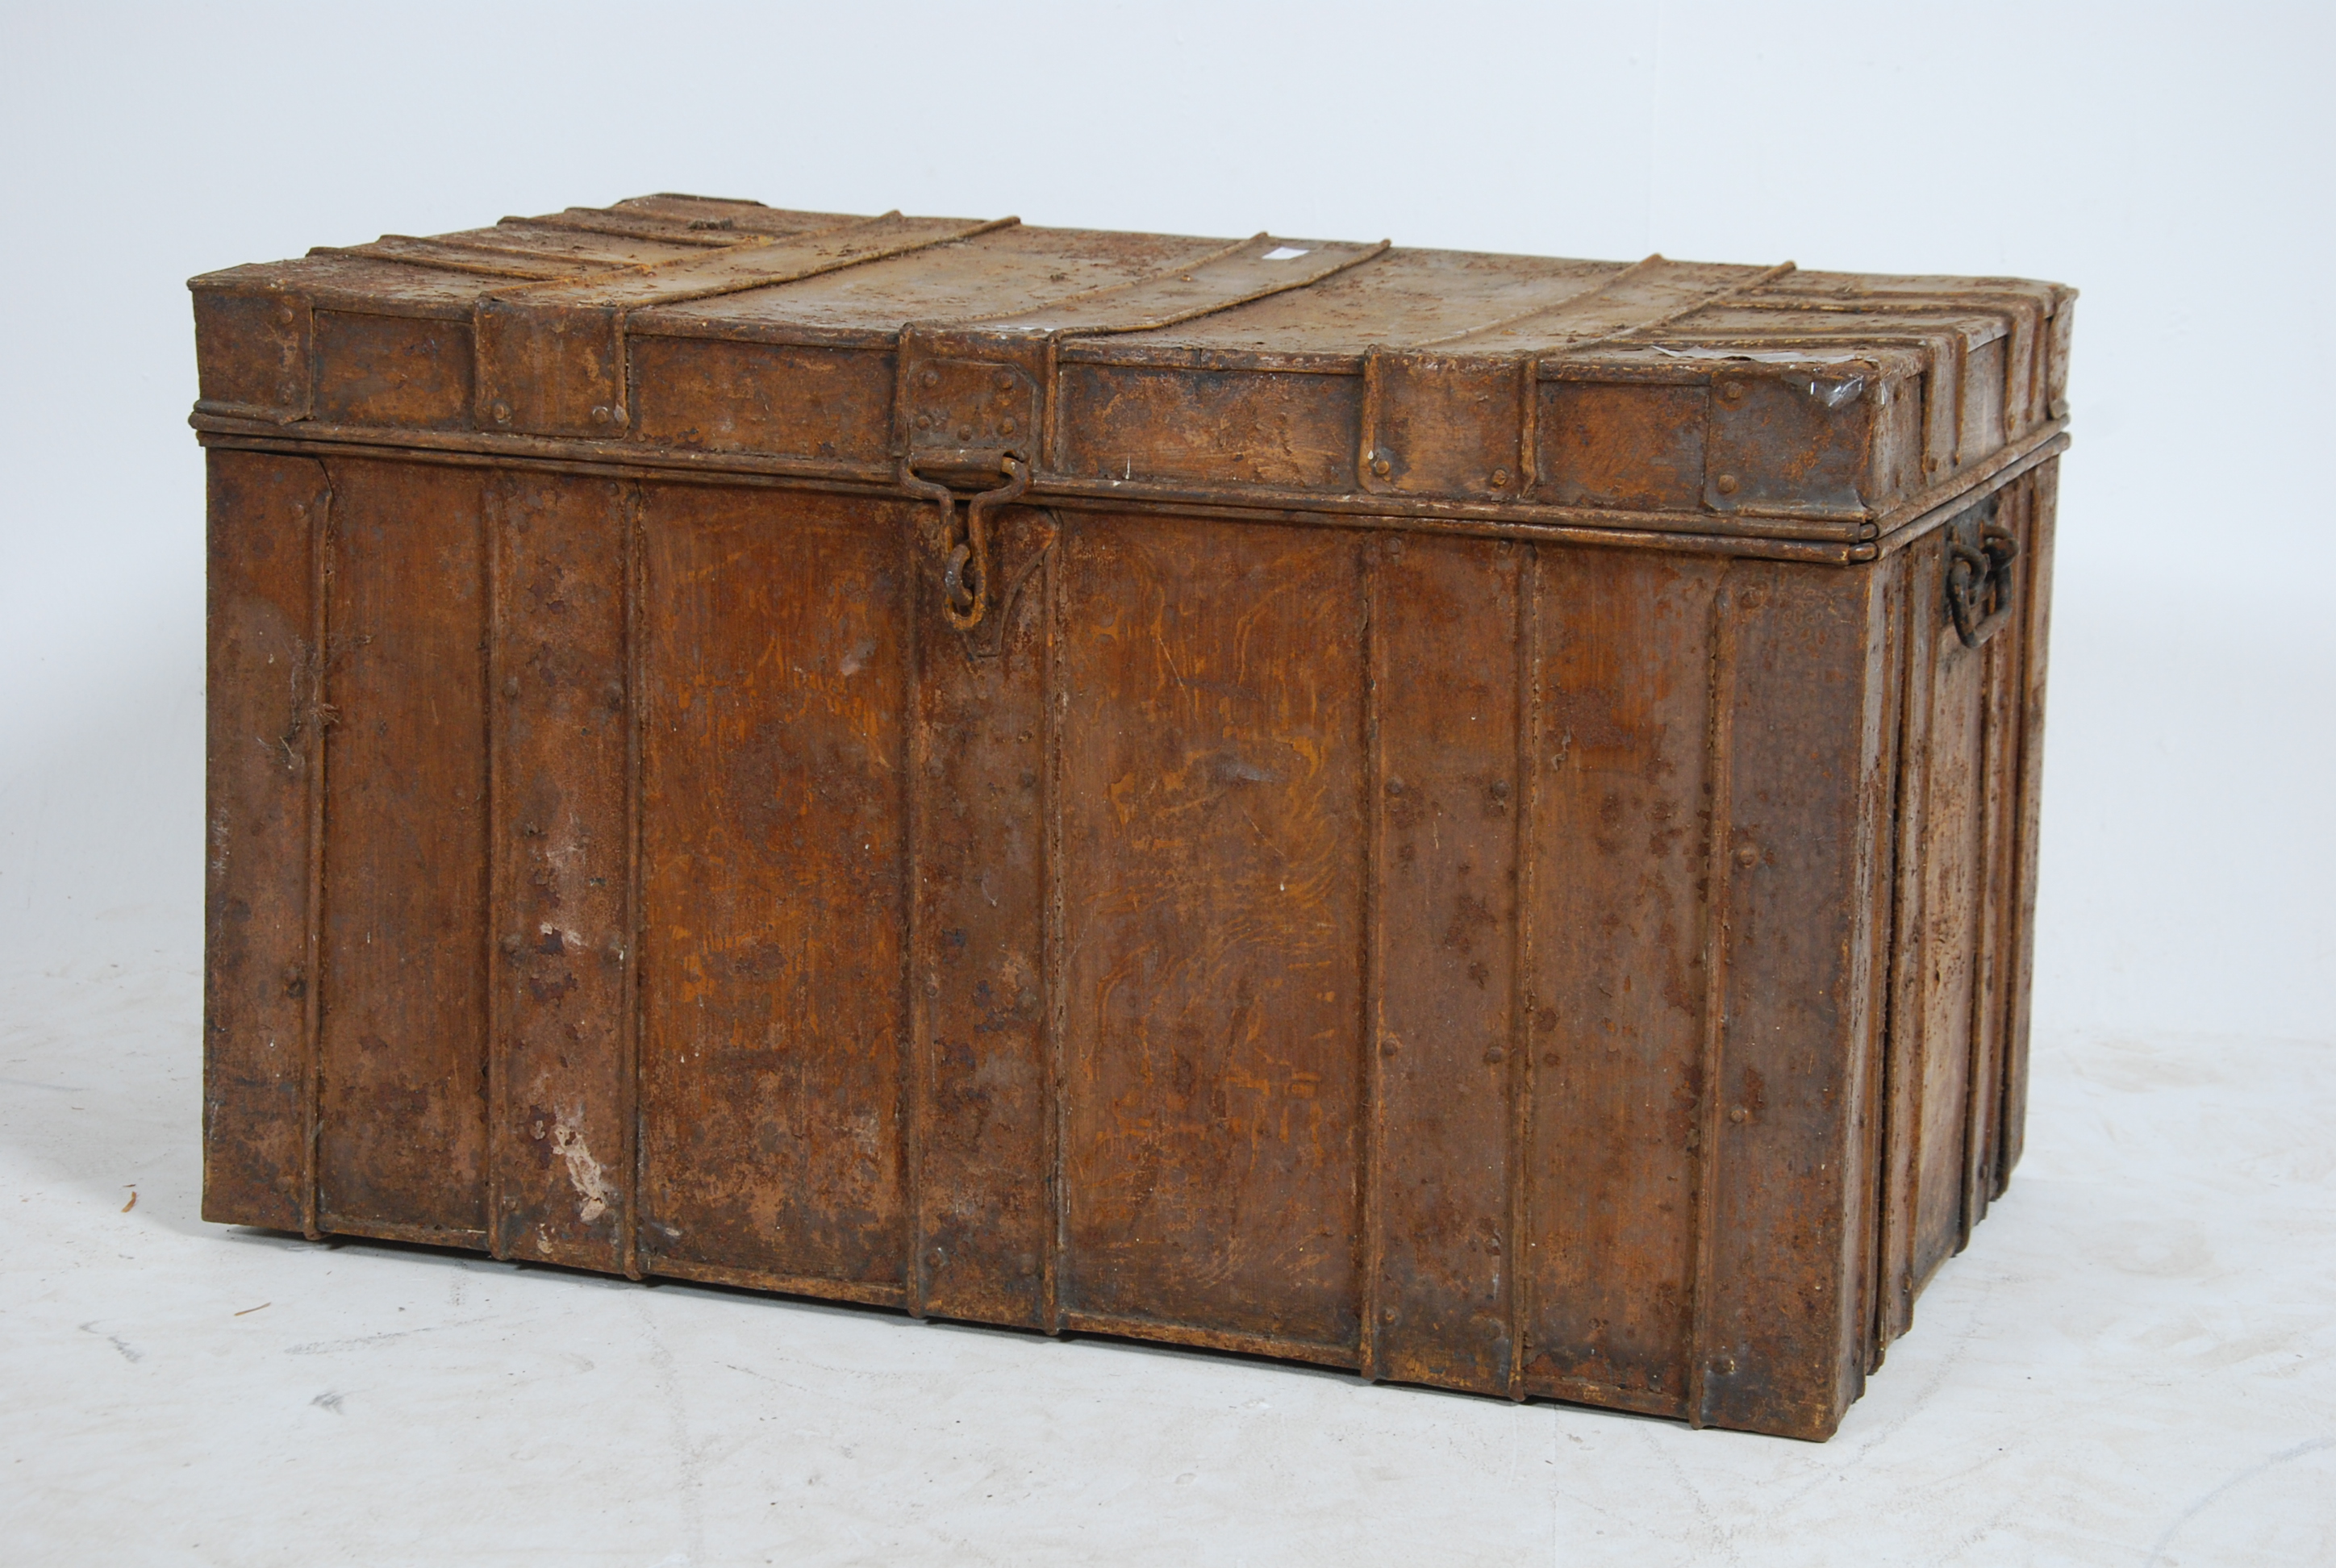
[2,949,2329,1567]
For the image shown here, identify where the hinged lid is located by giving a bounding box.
[190,194,2074,560]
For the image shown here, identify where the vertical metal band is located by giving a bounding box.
[1686,576,1741,1428]
[299,462,335,1243]
[2001,479,2039,1167]
[1882,542,1936,1346]
[1355,347,1389,494]
[1041,336,1065,476]
[482,473,509,1260]
[1514,357,1542,499]
[1041,530,1070,1334]
[1505,543,1542,1400]
[1964,484,2023,1243]
[1997,465,2054,1192]
[1863,563,1909,1372]
[1961,629,2001,1251]
[1357,541,1385,1381]
[903,508,929,1320]
[620,482,646,1281]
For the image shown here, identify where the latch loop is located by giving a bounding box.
[1946,519,2021,648]
[902,451,1029,632]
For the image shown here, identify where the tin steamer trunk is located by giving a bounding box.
[194,197,2071,1441]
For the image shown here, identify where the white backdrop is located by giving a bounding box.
[2,6,2333,1564]
[2,0,2327,1039]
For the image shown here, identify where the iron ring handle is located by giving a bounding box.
[1947,522,2021,648]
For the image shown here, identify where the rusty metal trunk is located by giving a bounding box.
[195,197,2071,1440]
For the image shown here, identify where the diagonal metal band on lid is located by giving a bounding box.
[1349,256,1796,501]
[311,235,641,281]
[978,232,1393,337]
[470,212,1020,438]
[483,212,1019,311]
[890,233,1392,474]
[1421,255,1798,357]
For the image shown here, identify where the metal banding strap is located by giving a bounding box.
[1033,232,1395,465]
[470,213,1020,438]
[1356,257,1796,498]
[894,233,1394,632]
[315,202,882,277]
[1428,256,1798,356]
[311,235,640,281]
[506,208,792,248]
[486,211,1019,313]
[991,232,1393,337]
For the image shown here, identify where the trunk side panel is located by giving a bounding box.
[1370,535,1521,1393]
[202,451,328,1231]
[488,472,634,1269]
[1523,548,1724,1416]
[1964,490,2021,1242]
[911,510,1057,1328]
[1915,549,1987,1284]
[1057,515,1366,1350]
[1696,561,1889,1440]
[317,459,491,1239]
[1999,462,2059,1184]
[637,486,912,1291]
[1877,540,1942,1343]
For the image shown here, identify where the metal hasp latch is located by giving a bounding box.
[1946,513,2021,647]
[901,450,1030,633]
[895,338,1045,635]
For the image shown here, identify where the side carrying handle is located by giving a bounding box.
[1946,519,2021,648]
[901,451,1030,632]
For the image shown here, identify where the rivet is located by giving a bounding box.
[503,677,520,698]
[492,401,512,423]
[1383,1307,1398,1324]
[1729,1106,1749,1124]
[922,369,940,389]
[999,417,1017,436]
[498,934,522,958]
[914,413,932,430]
[1490,468,1511,487]
[1716,473,1741,495]
[928,1248,945,1266]
[590,405,611,424]
[273,304,296,327]
[1735,844,1758,868]
[996,372,1016,391]
[1380,1038,1400,1057]
[1489,779,1510,800]
[1484,1046,1506,1065]
[1721,381,1745,402]
[1384,778,1405,797]
[1370,454,1392,477]
[957,425,974,441]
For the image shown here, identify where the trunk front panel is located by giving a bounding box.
[203,451,2054,1439]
